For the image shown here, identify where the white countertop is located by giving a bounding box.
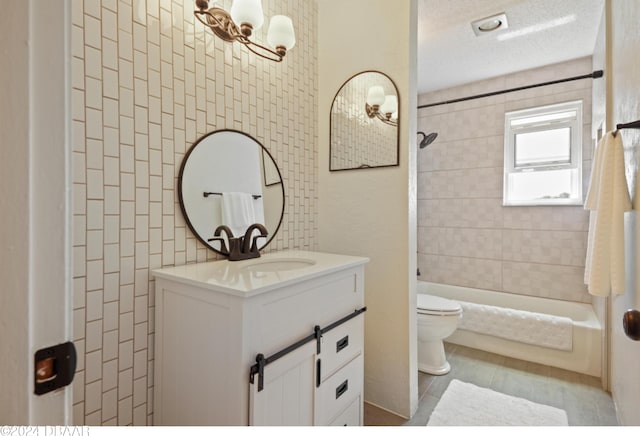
[151,250,369,298]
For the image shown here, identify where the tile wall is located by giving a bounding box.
[417,57,593,303]
[71,0,318,425]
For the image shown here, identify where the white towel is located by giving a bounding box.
[584,132,632,296]
[222,192,256,238]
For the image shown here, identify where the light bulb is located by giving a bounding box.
[267,15,296,50]
[380,95,398,116]
[366,86,385,107]
[230,0,264,31]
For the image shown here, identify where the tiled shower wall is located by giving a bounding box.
[71,0,317,425]
[417,57,593,304]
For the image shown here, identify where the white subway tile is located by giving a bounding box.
[86,289,103,321]
[85,349,103,383]
[85,380,102,415]
[103,330,119,361]
[118,340,134,371]
[85,319,103,352]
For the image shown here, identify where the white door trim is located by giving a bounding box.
[0,0,73,424]
[28,0,74,423]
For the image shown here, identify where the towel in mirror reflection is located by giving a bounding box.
[222,192,265,238]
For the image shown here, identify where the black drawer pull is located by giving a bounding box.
[336,335,349,353]
[316,359,321,388]
[336,380,349,399]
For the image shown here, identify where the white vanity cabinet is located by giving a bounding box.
[152,251,368,426]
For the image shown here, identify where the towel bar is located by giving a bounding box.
[203,191,262,199]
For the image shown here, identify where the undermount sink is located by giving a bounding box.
[240,258,317,272]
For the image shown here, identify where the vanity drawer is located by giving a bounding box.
[315,354,363,425]
[319,316,363,382]
[328,395,361,426]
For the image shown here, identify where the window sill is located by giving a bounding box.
[503,199,584,207]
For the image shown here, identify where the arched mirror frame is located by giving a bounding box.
[178,129,285,256]
[329,70,401,171]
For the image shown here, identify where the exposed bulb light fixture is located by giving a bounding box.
[194,0,296,62]
[365,86,398,126]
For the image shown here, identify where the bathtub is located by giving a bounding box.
[417,281,602,378]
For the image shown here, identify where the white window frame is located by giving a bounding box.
[503,100,583,206]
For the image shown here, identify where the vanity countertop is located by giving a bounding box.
[151,250,369,298]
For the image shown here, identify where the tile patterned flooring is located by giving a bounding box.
[364,343,618,426]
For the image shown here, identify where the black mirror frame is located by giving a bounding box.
[178,129,285,256]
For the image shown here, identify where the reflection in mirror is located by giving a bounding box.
[330,71,400,171]
[178,130,284,256]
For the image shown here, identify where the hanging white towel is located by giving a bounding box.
[584,132,632,296]
[222,192,256,238]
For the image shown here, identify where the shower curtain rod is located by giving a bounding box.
[418,70,604,109]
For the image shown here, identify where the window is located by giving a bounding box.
[503,101,583,206]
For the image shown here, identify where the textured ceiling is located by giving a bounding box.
[417,0,605,94]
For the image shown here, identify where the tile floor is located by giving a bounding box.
[364,343,619,426]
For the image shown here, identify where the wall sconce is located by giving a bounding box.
[365,86,398,126]
[194,0,296,62]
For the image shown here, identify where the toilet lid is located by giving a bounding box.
[417,294,462,314]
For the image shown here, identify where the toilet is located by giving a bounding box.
[417,294,463,375]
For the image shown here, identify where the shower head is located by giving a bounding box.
[418,131,438,148]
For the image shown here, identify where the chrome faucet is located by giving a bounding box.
[208,223,268,261]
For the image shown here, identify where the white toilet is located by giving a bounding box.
[417,294,462,375]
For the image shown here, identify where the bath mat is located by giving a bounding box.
[427,379,568,426]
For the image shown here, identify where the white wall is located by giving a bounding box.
[317,0,418,418]
[0,1,31,424]
[608,0,640,425]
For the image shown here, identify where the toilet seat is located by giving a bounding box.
[417,294,462,316]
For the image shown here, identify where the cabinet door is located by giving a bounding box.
[314,354,363,425]
[249,340,317,426]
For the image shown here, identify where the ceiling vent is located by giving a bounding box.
[471,13,508,36]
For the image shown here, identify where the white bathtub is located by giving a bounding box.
[418,281,602,378]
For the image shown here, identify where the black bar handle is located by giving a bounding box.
[336,380,349,399]
[314,325,322,354]
[316,359,322,388]
[256,354,265,392]
[336,335,349,353]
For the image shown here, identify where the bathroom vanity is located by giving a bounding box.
[152,250,368,426]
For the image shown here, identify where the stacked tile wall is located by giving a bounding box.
[71,0,317,425]
[417,57,593,303]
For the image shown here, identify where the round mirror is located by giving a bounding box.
[178,129,285,256]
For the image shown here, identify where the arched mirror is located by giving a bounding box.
[178,129,285,256]
[330,70,400,171]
